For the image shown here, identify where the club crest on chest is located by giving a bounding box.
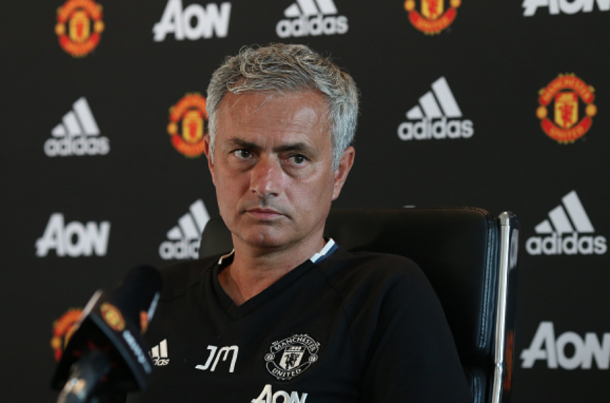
[264,334,320,381]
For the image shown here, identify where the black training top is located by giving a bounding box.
[126,245,471,403]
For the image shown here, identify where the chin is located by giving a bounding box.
[231,224,291,249]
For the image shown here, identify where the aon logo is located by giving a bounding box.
[523,0,610,16]
[252,384,307,403]
[153,0,231,41]
[521,322,610,370]
[36,213,110,257]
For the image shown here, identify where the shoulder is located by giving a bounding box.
[157,254,222,301]
[316,247,430,295]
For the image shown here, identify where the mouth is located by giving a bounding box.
[246,208,284,220]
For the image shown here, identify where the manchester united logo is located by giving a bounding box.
[50,308,83,361]
[55,0,104,57]
[167,93,208,158]
[100,302,125,332]
[536,74,597,144]
[404,0,461,35]
[264,334,320,381]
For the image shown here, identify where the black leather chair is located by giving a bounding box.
[198,208,519,403]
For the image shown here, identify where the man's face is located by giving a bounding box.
[204,90,354,253]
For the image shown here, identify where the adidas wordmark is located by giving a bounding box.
[276,0,348,38]
[397,77,474,141]
[159,199,210,260]
[526,190,607,255]
[45,97,109,157]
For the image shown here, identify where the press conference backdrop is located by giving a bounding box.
[1,0,609,401]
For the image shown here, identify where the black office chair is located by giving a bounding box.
[198,207,519,403]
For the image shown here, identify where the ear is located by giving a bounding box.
[203,134,216,186]
[332,146,355,200]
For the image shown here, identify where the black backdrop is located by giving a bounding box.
[2,0,610,401]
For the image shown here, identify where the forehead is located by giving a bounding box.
[216,90,331,143]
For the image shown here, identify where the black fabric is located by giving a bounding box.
[126,246,471,403]
[199,208,500,402]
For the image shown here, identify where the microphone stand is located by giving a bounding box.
[57,350,111,403]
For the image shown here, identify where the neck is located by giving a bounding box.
[218,235,326,306]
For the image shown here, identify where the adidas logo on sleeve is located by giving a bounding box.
[276,0,348,38]
[397,76,474,141]
[150,339,170,366]
[526,190,607,255]
[159,199,210,260]
[44,97,110,157]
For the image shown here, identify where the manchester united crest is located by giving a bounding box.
[55,0,104,57]
[404,0,461,35]
[536,74,597,144]
[167,93,208,158]
[100,302,125,332]
[50,308,83,361]
[264,334,320,381]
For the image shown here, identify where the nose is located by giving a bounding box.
[250,155,284,199]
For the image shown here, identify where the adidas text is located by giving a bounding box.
[46,97,109,157]
[521,322,610,370]
[276,14,348,38]
[397,117,474,141]
[44,136,109,157]
[36,213,110,257]
[252,384,308,403]
[525,233,607,255]
[523,0,609,16]
[159,239,200,260]
[153,0,231,41]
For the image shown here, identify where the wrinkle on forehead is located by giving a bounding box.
[224,90,329,121]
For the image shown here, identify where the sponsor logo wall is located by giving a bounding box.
[2,1,609,403]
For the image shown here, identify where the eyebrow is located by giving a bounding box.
[226,137,316,155]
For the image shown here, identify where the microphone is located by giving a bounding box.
[51,266,163,403]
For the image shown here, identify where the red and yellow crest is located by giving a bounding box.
[100,302,126,332]
[536,74,597,144]
[404,0,461,35]
[167,93,208,158]
[55,0,104,57]
[50,308,83,361]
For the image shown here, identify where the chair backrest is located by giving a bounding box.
[199,207,519,403]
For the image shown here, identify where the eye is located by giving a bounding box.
[289,154,307,165]
[233,149,252,159]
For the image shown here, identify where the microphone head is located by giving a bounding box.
[51,265,163,397]
[111,265,162,331]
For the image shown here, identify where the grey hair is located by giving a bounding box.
[206,43,359,170]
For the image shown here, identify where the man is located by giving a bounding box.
[129,44,471,402]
